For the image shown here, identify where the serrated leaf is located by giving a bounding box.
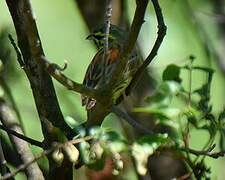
[162,64,181,83]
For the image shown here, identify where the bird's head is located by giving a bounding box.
[86,24,126,49]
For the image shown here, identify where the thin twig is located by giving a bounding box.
[10,32,101,105]
[8,34,25,69]
[39,55,101,103]
[6,0,75,140]
[0,125,43,148]
[186,144,225,159]
[0,77,25,133]
[0,97,44,179]
[112,105,153,134]
[127,0,167,95]
[106,0,149,91]
[0,136,7,176]
[103,0,112,78]
[1,135,94,180]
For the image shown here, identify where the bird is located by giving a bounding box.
[81,24,141,110]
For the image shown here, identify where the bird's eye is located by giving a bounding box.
[93,34,104,40]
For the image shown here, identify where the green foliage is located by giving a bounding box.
[162,64,182,83]
[74,60,224,179]
[133,59,224,179]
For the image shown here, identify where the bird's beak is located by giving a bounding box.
[86,34,95,40]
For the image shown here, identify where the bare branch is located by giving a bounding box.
[0,125,43,148]
[6,0,75,139]
[127,0,167,94]
[112,105,153,135]
[8,34,25,68]
[0,76,25,133]
[103,0,112,78]
[0,98,44,179]
[0,137,7,176]
[1,135,94,180]
[186,144,225,159]
[107,0,149,90]
[39,55,101,102]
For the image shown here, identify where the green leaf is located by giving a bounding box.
[159,81,181,95]
[155,116,179,130]
[0,59,4,72]
[201,122,217,137]
[162,64,182,83]
[218,108,225,123]
[192,66,214,113]
[184,108,201,127]
[134,105,180,119]
[144,92,171,105]
[0,86,4,97]
[194,84,208,97]
[89,126,103,139]
[65,116,86,137]
[79,141,91,164]
[107,140,129,153]
[100,130,122,141]
[219,130,225,150]
[137,133,169,145]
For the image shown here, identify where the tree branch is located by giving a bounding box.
[0,136,7,176]
[185,144,225,159]
[5,0,75,140]
[112,105,153,135]
[106,0,150,91]
[1,135,93,180]
[103,0,112,78]
[126,0,167,95]
[0,98,44,179]
[39,55,101,102]
[0,125,43,148]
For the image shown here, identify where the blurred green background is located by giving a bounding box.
[0,0,225,179]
